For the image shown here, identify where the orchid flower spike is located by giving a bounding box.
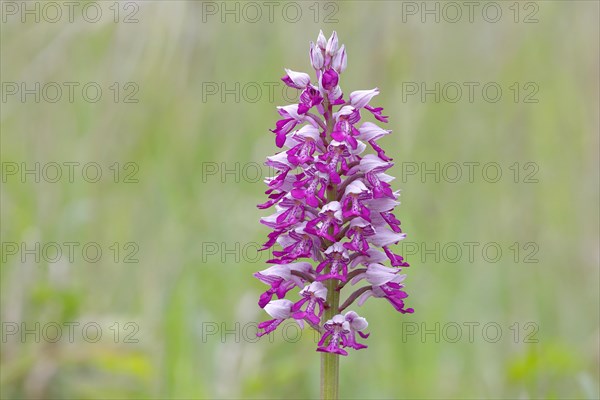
[256,31,412,357]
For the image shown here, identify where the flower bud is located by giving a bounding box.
[321,69,339,90]
[326,31,339,56]
[332,44,347,73]
[310,42,324,70]
[265,299,294,319]
[317,30,327,50]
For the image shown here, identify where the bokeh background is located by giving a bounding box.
[1,1,599,399]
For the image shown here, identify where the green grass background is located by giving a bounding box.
[1,1,598,399]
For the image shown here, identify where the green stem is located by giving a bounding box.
[321,278,339,399]
[320,100,340,400]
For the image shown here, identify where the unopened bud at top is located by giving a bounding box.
[310,42,324,70]
[332,44,347,73]
[326,31,339,56]
[317,30,327,50]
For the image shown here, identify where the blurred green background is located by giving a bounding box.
[1,1,598,399]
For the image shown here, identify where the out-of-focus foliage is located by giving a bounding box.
[1,2,598,399]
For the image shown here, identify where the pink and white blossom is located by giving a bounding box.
[256,31,413,356]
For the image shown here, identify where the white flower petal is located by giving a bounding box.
[284,68,311,88]
[334,106,355,119]
[277,104,301,120]
[295,125,321,141]
[308,281,328,300]
[344,180,369,195]
[317,30,327,49]
[365,263,400,286]
[369,228,406,247]
[366,198,400,213]
[265,299,294,319]
[357,290,373,306]
[349,88,379,109]
[349,248,388,268]
[344,311,369,331]
[359,154,392,172]
[358,122,391,142]
[258,264,291,279]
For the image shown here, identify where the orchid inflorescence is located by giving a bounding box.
[255,30,413,356]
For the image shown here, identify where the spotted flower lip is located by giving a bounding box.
[317,314,351,356]
[316,241,350,281]
[256,30,413,356]
[292,281,328,325]
[305,201,343,242]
